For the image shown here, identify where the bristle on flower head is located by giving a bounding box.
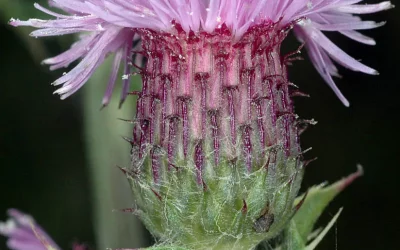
[10,0,392,106]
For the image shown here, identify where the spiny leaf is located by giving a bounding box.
[305,208,343,250]
[280,165,363,250]
[293,165,363,242]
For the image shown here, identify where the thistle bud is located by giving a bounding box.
[124,21,305,249]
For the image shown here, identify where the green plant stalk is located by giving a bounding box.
[83,57,147,249]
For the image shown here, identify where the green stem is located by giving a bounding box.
[83,57,148,249]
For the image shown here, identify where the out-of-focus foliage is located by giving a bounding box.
[83,58,149,249]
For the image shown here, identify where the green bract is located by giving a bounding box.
[127,154,303,249]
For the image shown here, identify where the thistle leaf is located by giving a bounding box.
[281,165,363,250]
[305,208,343,250]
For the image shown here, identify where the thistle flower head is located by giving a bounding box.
[0,209,59,250]
[9,1,392,249]
[10,0,392,106]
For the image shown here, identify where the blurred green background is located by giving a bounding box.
[0,1,399,250]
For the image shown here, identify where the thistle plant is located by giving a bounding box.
[1,1,393,250]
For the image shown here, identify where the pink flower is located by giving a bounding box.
[0,210,90,250]
[0,209,60,250]
[8,2,393,247]
[9,0,392,106]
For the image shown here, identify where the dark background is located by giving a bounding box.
[0,1,399,249]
